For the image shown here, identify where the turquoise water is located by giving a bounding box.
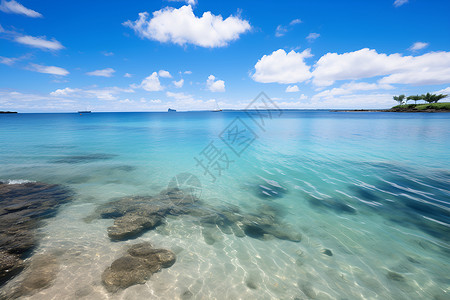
[1,111,449,299]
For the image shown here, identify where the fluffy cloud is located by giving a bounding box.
[140,72,163,91]
[124,73,133,78]
[253,47,450,88]
[377,51,450,85]
[0,0,42,18]
[312,48,450,86]
[184,70,192,74]
[123,5,251,48]
[158,70,172,78]
[306,33,320,41]
[393,0,408,7]
[14,35,64,51]
[206,75,225,92]
[173,79,184,88]
[28,63,69,76]
[50,86,134,101]
[252,49,313,84]
[50,87,80,96]
[285,85,299,92]
[408,42,428,51]
[86,68,115,77]
[313,81,393,99]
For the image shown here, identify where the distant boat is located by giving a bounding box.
[168,108,176,112]
[78,111,91,113]
[212,100,222,112]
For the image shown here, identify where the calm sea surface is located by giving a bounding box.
[1,111,449,299]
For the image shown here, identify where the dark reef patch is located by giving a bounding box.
[1,254,60,298]
[88,186,303,243]
[345,164,450,245]
[102,242,176,293]
[51,153,117,164]
[0,181,72,286]
[307,195,357,215]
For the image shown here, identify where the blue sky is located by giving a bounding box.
[0,0,449,112]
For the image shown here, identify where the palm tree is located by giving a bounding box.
[407,95,422,104]
[422,93,448,103]
[434,94,448,103]
[393,94,406,105]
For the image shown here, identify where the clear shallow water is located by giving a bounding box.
[0,111,449,299]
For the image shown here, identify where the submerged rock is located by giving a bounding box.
[0,251,24,285]
[89,188,206,241]
[2,254,59,298]
[107,213,162,240]
[102,242,176,292]
[91,185,302,243]
[0,182,72,285]
[386,271,405,282]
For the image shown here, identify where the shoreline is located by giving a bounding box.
[332,108,450,113]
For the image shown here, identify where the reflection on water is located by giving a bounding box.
[0,111,449,299]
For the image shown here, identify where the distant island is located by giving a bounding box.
[0,111,17,114]
[334,93,449,113]
[389,93,449,112]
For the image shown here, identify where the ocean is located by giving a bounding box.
[0,110,449,299]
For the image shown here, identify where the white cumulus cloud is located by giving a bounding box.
[50,87,80,96]
[312,48,450,86]
[285,85,299,92]
[123,5,251,48]
[158,70,172,78]
[0,0,42,18]
[252,49,313,84]
[14,35,64,51]
[173,79,184,88]
[140,72,164,91]
[253,47,450,89]
[206,75,225,92]
[86,68,115,77]
[28,63,69,76]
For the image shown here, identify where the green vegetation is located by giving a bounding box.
[422,93,448,103]
[393,94,406,105]
[393,93,447,105]
[391,102,450,111]
[392,93,448,111]
[406,95,421,104]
